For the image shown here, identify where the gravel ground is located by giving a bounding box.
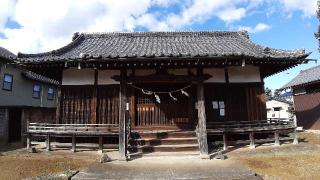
[0,145,99,180]
[0,131,319,180]
[228,131,320,180]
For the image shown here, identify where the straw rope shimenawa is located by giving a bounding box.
[129,83,192,103]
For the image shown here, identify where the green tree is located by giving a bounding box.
[265,87,273,100]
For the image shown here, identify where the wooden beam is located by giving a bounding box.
[119,69,128,161]
[196,68,209,158]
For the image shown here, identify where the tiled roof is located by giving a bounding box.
[22,70,60,85]
[0,47,16,61]
[282,65,320,89]
[17,31,310,63]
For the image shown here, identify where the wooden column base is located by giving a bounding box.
[274,131,280,146]
[98,136,103,153]
[223,133,228,150]
[71,134,76,152]
[293,130,299,145]
[46,134,51,151]
[249,132,255,149]
[26,134,31,150]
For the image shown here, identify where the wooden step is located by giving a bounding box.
[131,131,196,139]
[129,137,198,146]
[129,144,199,153]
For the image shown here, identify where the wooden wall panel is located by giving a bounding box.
[60,85,120,124]
[97,85,120,125]
[294,92,320,130]
[60,86,94,124]
[204,83,267,123]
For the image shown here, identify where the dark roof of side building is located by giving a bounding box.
[282,65,320,89]
[0,46,59,85]
[16,31,310,63]
[21,71,60,85]
[0,47,16,61]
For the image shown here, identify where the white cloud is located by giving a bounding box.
[279,0,318,17]
[0,0,317,54]
[237,23,272,33]
[217,8,246,23]
[0,0,15,31]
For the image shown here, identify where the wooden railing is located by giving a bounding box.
[27,123,119,135]
[206,118,298,150]
[206,118,295,133]
[26,123,119,152]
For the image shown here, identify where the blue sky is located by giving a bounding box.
[0,0,318,90]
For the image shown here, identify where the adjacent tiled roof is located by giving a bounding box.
[21,71,60,85]
[17,31,310,63]
[282,65,320,89]
[0,47,16,61]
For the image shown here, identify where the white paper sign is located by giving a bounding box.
[219,101,225,108]
[212,101,218,109]
[220,109,225,116]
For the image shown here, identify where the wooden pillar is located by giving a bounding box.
[223,133,228,150]
[46,134,51,151]
[119,69,127,161]
[71,134,76,152]
[274,131,280,146]
[98,136,103,153]
[293,129,298,144]
[91,69,98,124]
[26,134,31,150]
[55,88,62,124]
[249,132,255,149]
[196,68,209,158]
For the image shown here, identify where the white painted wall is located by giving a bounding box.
[62,68,94,85]
[228,65,261,83]
[98,70,120,85]
[203,68,226,83]
[266,100,291,119]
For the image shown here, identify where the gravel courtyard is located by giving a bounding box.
[0,131,319,180]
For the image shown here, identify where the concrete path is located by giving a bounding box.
[72,157,262,180]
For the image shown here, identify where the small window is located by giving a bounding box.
[47,88,54,100]
[2,74,13,91]
[33,84,41,98]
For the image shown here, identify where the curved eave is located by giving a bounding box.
[16,52,311,64]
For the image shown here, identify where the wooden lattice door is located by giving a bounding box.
[134,84,193,129]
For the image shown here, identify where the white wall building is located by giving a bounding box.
[266,99,292,119]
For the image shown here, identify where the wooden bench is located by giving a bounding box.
[26,123,119,152]
[206,119,298,150]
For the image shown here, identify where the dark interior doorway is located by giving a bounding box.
[8,108,22,142]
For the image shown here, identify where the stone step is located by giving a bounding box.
[129,137,198,146]
[129,144,199,153]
